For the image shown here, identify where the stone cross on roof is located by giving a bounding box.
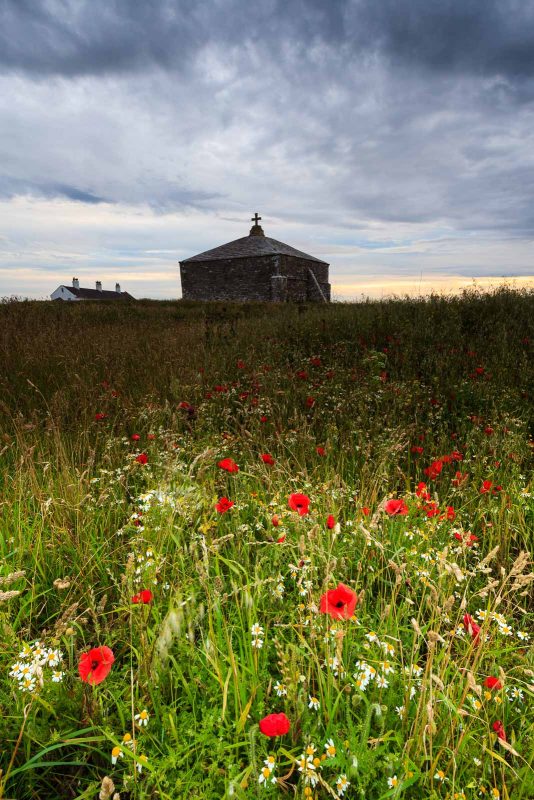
[249,211,264,237]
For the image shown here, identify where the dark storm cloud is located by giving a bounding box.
[2,0,534,82]
[1,0,533,297]
[352,1,534,79]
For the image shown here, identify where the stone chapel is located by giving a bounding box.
[179,214,330,302]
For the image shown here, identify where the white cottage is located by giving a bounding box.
[51,278,135,301]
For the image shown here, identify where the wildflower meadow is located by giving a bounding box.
[0,288,532,800]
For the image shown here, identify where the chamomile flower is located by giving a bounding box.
[469,695,483,712]
[258,756,277,786]
[274,681,287,697]
[365,631,379,643]
[308,695,320,711]
[380,661,394,674]
[111,746,123,765]
[491,790,500,799]
[45,649,62,667]
[136,754,148,774]
[498,623,513,636]
[18,643,33,660]
[395,705,405,718]
[335,774,350,796]
[517,630,530,641]
[376,674,389,689]
[251,623,264,638]
[51,670,64,682]
[434,769,447,782]
[324,738,336,758]
[387,775,399,788]
[135,709,150,727]
[31,643,47,664]
[297,755,318,787]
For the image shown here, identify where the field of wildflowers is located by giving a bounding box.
[0,288,532,800]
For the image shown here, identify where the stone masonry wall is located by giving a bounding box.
[180,254,331,302]
[281,256,331,302]
[180,255,276,301]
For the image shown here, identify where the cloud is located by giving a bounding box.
[0,176,108,203]
[2,2,534,82]
[0,1,533,297]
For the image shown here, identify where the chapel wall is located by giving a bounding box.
[180,256,274,301]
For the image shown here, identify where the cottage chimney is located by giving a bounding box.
[115,283,121,293]
[72,277,79,289]
[96,281,102,291]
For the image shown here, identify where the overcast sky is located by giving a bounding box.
[1,0,533,299]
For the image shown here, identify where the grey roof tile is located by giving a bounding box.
[181,235,328,265]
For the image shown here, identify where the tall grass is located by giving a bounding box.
[0,288,532,799]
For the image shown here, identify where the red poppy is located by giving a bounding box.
[218,458,239,473]
[277,534,286,543]
[415,482,430,499]
[288,493,310,516]
[463,613,481,643]
[147,433,156,440]
[261,453,275,466]
[320,583,358,619]
[306,396,315,408]
[271,515,280,527]
[316,446,326,456]
[260,415,268,423]
[78,646,115,685]
[131,433,140,441]
[484,426,494,436]
[451,471,468,486]
[296,370,308,380]
[384,498,409,516]
[215,497,234,514]
[236,359,245,369]
[411,445,424,454]
[484,676,503,690]
[259,712,291,737]
[361,506,370,516]
[94,413,107,421]
[132,589,153,604]
[135,453,148,465]
[492,721,507,742]
[178,401,191,410]
[310,356,322,367]
[326,515,336,529]
[424,459,443,480]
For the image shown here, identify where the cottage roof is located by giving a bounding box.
[181,230,328,265]
[61,286,135,300]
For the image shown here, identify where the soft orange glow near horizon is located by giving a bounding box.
[331,274,534,300]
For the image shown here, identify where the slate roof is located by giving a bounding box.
[181,235,328,265]
[61,286,135,300]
